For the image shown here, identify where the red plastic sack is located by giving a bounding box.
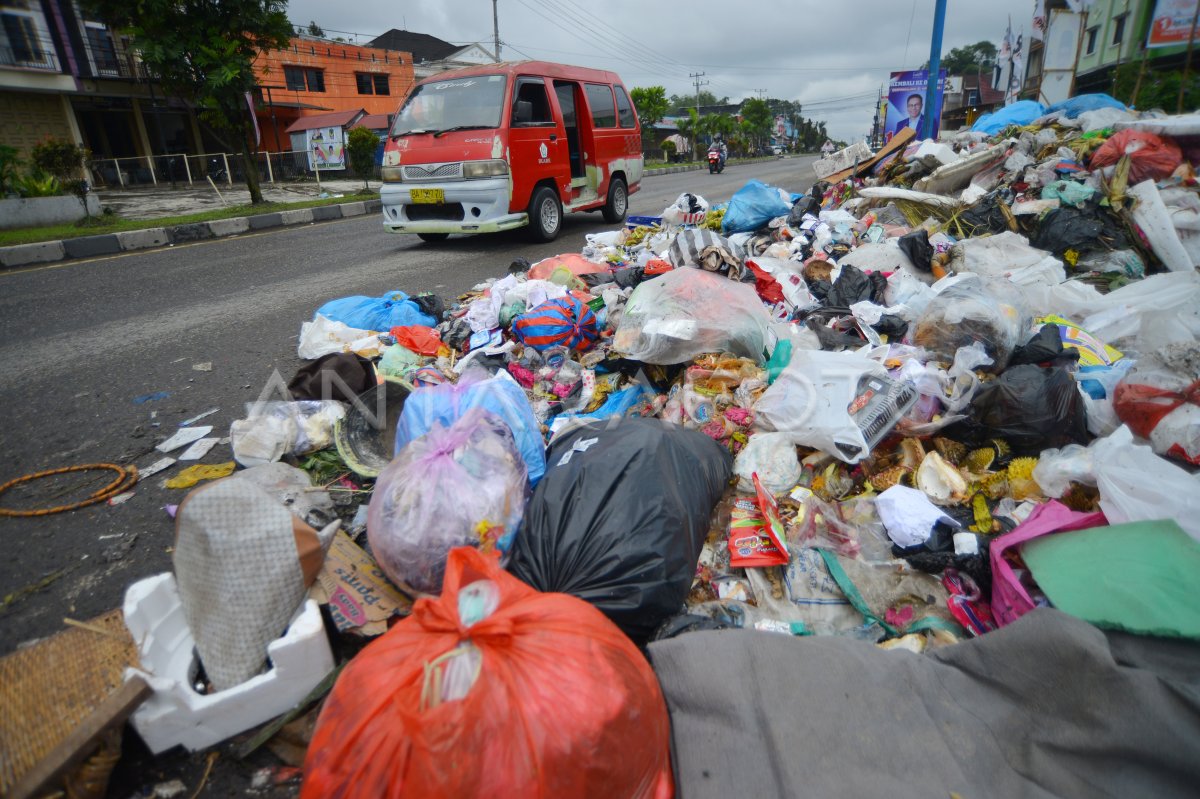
[744,259,786,305]
[528,253,610,281]
[1113,342,1200,465]
[1090,129,1183,184]
[389,325,442,356]
[301,547,674,799]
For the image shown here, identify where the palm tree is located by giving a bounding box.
[675,109,699,162]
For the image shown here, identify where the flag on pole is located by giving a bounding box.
[1032,0,1047,41]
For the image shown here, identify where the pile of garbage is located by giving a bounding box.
[23,93,1200,797]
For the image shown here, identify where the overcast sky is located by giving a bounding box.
[283,0,1039,141]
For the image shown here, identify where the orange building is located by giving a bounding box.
[252,36,415,151]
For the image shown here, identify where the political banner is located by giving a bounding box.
[885,69,947,142]
[306,126,346,170]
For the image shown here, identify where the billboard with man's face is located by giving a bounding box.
[885,69,947,142]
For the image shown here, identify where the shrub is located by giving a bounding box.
[30,138,92,215]
[346,126,380,191]
[0,145,19,196]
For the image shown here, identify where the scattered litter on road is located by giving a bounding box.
[155,426,213,453]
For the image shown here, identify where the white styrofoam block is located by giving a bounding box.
[122,572,334,754]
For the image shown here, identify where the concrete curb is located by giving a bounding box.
[0,198,383,270]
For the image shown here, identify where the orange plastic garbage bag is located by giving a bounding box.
[301,546,674,799]
[528,252,610,281]
[389,325,443,356]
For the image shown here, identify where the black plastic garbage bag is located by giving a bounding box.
[409,293,445,321]
[787,195,821,226]
[289,353,375,403]
[898,229,934,272]
[1030,205,1130,260]
[1009,323,1081,367]
[509,418,732,643]
[956,365,1089,452]
[959,194,1014,237]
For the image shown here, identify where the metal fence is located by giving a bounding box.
[88,150,379,189]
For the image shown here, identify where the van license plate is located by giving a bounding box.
[410,188,444,204]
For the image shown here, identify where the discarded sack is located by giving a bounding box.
[959,364,1089,452]
[1113,341,1200,465]
[368,408,528,595]
[721,179,791,234]
[614,267,772,364]
[912,275,1031,372]
[394,373,546,485]
[509,418,732,643]
[1090,129,1183,184]
[288,353,375,403]
[302,547,673,799]
[315,290,436,332]
[511,296,600,352]
[668,228,750,280]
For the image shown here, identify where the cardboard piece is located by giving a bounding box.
[308,530,412,636]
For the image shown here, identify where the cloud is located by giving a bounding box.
[283,0,1037,141]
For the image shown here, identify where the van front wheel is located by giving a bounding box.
[527,185,562,242]
[602,177,628,223]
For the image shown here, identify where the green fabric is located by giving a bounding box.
[1022,520,1200,640]
[815,548,898,637]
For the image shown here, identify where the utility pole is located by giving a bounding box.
[690,71,707,115]
[1178,1,1200,113]
[923,0,948,140]
[492,0,501,62]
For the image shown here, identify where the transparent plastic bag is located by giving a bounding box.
[368,408,529,595]
[230,400,346,467]
[1113,341,1200,465]
[733,432,801,494]
[614,268,772,364]
[1092,426,1200,542]
[912,274,1032,372]
[1033,443,1096,497]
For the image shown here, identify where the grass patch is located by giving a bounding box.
[0,191,380,247]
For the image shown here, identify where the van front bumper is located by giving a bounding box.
[379,178,526,234]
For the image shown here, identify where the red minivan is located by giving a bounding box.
[379,61,643,242]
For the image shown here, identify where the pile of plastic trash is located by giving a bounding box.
[101,93,1200,795]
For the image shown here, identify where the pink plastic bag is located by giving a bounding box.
[990,500,1105,627]
[988,501,1099,623]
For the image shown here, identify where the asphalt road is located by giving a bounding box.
[0,154,816,794]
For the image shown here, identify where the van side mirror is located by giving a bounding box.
[514,100,533,125]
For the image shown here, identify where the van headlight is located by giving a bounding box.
[463,160,509,179]
[381,166,405,182]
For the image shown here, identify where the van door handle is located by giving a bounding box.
[549,134,558,141]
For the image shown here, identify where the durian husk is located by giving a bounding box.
[934,437,967,465]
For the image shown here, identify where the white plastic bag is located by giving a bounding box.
[298,314,381,359]
[231,400,346,467]
[1032,443,1096,497]
[613,268,772,364]
[661,193,709,226]
[753,349,886,463]
[1092,426,1200,542]
[733,433,801,494]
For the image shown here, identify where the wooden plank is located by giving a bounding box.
[822,127,916,184]
[8,676,151,799]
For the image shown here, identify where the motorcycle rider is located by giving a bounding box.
[708,136,728,169]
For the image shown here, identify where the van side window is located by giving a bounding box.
[614,86,636,128]
[584,83,617,128]
[512,78,554,126]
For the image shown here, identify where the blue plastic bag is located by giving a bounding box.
[316,290,435,331]
[395,373,546,485]
[549,384,656,434]
[721,180,791,234]
[1045,93,1126,119]
[970,100,1047,135]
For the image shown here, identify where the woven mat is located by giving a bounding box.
[0,611,139,795]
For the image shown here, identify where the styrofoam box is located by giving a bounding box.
[122,572,334,754]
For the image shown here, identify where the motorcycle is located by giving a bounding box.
[707,149,724,174]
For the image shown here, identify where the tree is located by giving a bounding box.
[84,0,292,205]
[675,109,699,161]
[346,127,379,191]
[668,90,728,115]
[739,97,773,152]
[629,86,668,128]
[306,20,324,37]
[930,40,998,75]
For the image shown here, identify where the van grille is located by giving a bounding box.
[403,163,462,180]
[405,203,465,221]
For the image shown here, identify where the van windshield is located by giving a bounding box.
[391,74,508,136]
